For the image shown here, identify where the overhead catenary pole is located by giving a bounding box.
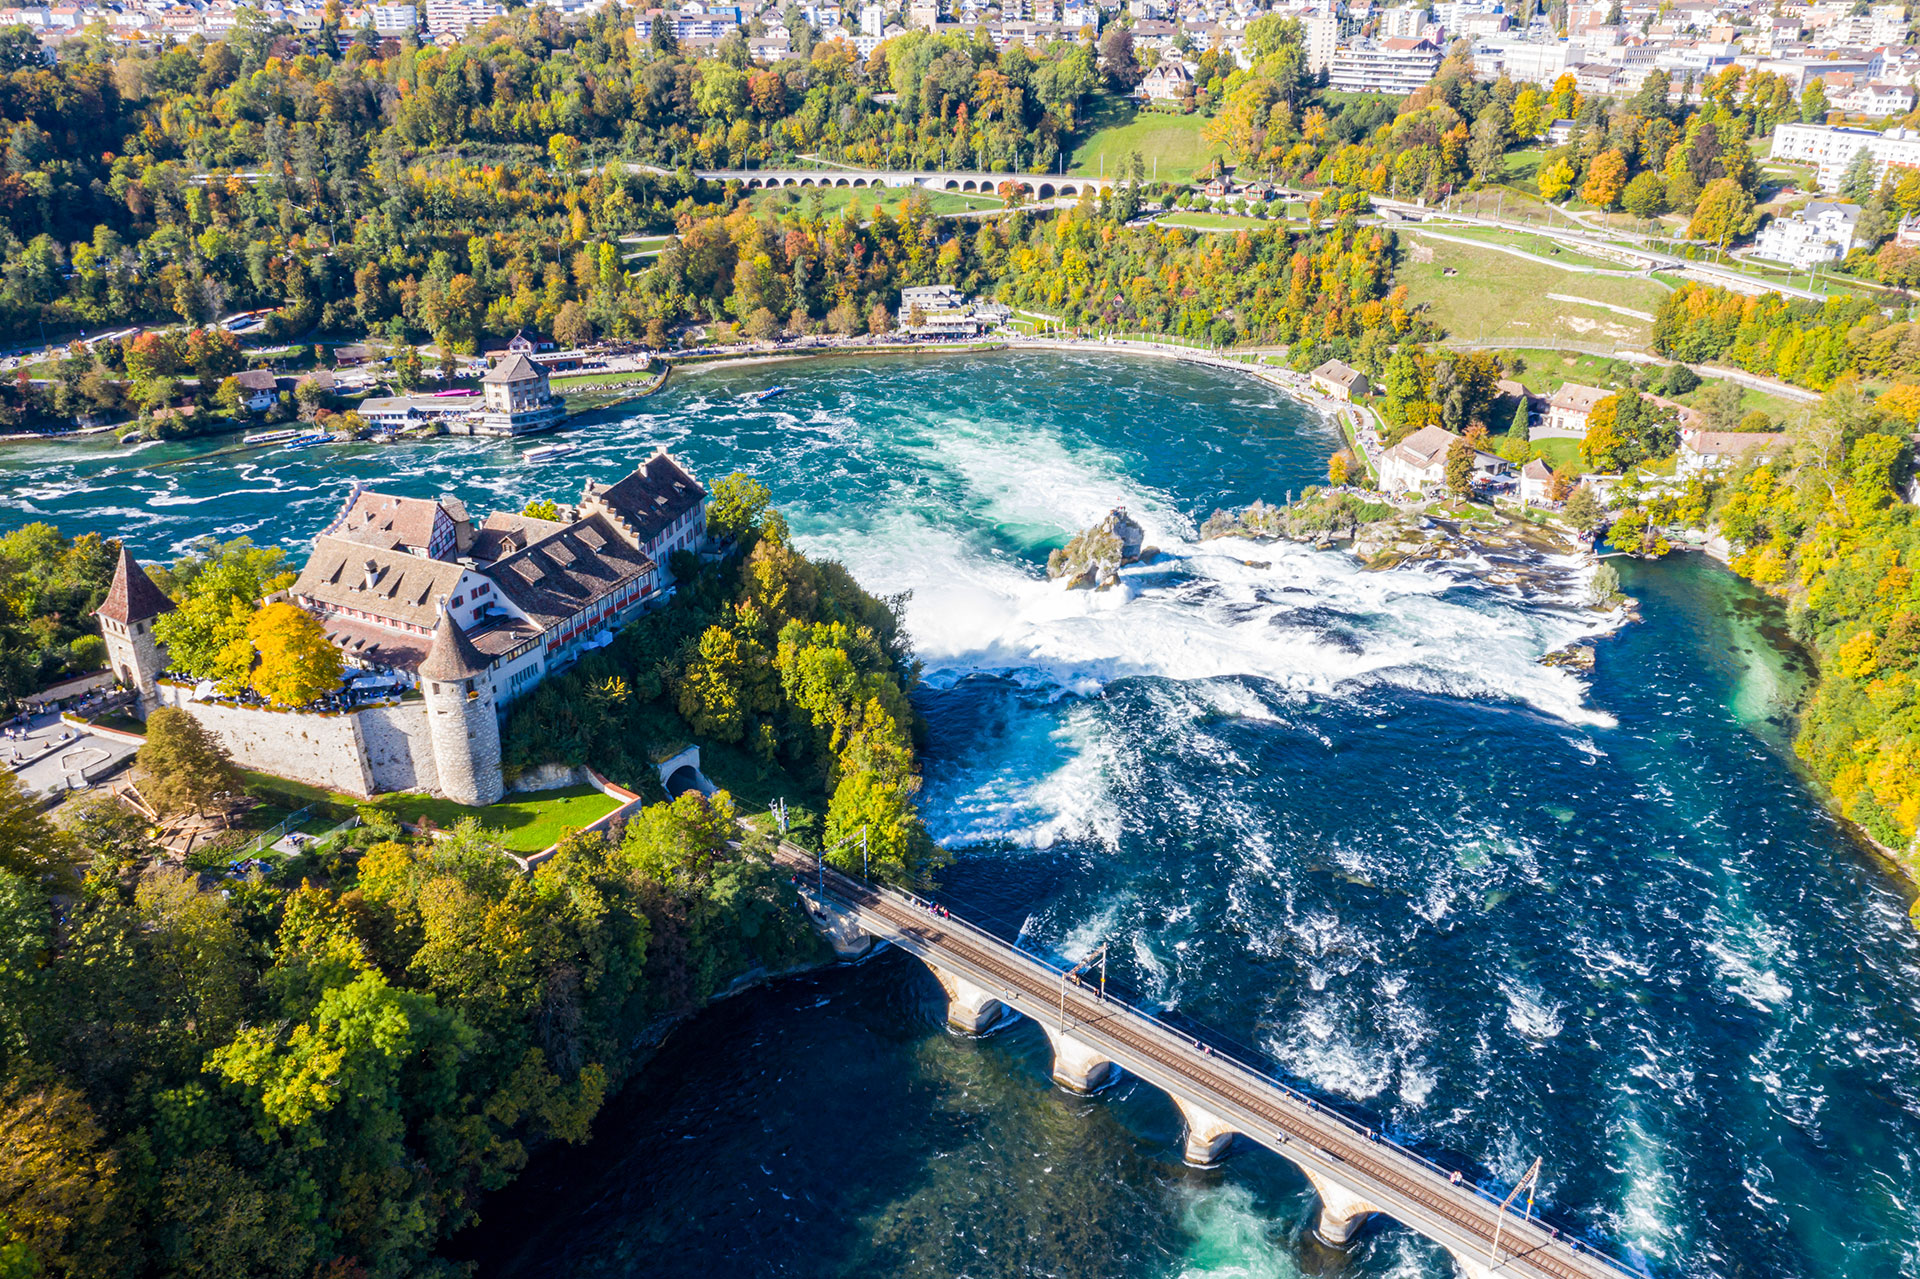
[1487,1157,1543,1272]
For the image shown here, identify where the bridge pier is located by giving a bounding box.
[1445,1251,1498,1279]
[1303,1168,1382,1246]
[1169,1095,1238,1167]
[795,885,876,959]
[928,964,1014,1034]
[1040,1022,1119,1093]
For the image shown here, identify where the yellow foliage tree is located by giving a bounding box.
[247,602,343,707]
[1580,149,1629,209]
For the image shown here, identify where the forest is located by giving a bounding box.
[0,478,943,1278]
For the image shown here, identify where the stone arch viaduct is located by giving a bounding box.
[776,845,1647,1279]
[696,168,1113,201]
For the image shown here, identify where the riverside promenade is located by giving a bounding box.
[774,844,1647,1279]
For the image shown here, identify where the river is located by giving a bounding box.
[6,352,1918,1279]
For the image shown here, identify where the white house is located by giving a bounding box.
[1518,457,1556,505]
[1676,429,1791,475]
[1136,59,1194,101]
[1310,359,1370,401]
[1752,201,1861,268]
[1377,425,1505,495]
[1542,383,1609,438]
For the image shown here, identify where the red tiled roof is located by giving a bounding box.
[95,545,175,624]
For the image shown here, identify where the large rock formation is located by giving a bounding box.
[1048,507,1149,590]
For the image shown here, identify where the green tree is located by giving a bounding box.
[394,344,424,392]
[1562,483,1604,528]
[150,537,292,684]
[1445,434,1474,495]
[621,790,740,884]
[1508,395,1531,443]
[1621,171,1667,218]
[135,707,243,823]
[706,472,772,542]
[1801,77,1829,123]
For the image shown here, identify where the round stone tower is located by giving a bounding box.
[418,610,504,807]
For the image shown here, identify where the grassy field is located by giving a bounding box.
[1402,239,1669,346]
[375,784,621,853]
[1503,348,1641,395]
[746,186,1001,218]
[1161,212,1286,231]
[1413,226,1627,271]
[1068,100,1211,183]
[236,771,622,853]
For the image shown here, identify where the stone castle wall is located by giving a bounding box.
[158,684,376,796]
[153,685,506,804]
[360,702,440,794]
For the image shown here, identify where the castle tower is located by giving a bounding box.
[95,546,175,717]
[418,610,504,807]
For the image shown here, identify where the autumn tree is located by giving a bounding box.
[553,301,594,349]
[1580,149,1628,209]
[1688,178,1758,246]
[247,602,342,707]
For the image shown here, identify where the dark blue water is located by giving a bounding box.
[8,354,1918,1279]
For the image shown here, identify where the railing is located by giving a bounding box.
[794,847,1652,1279]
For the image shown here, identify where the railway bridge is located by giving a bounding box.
[775,846,1645,1279]
[695,167,1113,200]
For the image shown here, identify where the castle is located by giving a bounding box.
[98,451,708,806]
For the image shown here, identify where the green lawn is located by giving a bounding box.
[1068,99,1211,183]
[1402,239,1668,347]
[746,185,1001,219]
[1528,436,1585,473]
[1161,212,1284,231]
[1503,348,1640,394]
[374,784,622,853]
[1415,226,1626,270]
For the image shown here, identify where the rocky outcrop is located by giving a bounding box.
[1541,644,1595,671]
[1048,508,1149,590]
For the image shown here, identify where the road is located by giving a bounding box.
[775,845,1644,1279]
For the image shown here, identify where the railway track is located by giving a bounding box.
[775,846,1641,1279]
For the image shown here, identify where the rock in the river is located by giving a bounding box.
[1049,507,1148,589]
[1541,644,1596,671]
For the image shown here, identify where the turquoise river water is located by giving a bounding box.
[4,352,1918,1279]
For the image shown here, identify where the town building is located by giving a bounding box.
[1376,425,1505,495]
[1517,457,1556,506]
[1542,382,1609,438]
[1676,429,1791,475]
[1136,59,1194,101]
[474,352,567,436]
[1310,359,1370,400]
[1752,200,1861,267]
[1327,37,1442,93]
[231,369,280,413]
[101,452,709,807]
[898,284,1012,337]
[1769,121,1920,192]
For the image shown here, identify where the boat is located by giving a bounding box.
[282,431,330,450]
[243,428,301,445]
[522,442,576,464]
[756,386,788,402]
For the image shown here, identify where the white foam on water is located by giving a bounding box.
[1169,1181,1307,1279]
